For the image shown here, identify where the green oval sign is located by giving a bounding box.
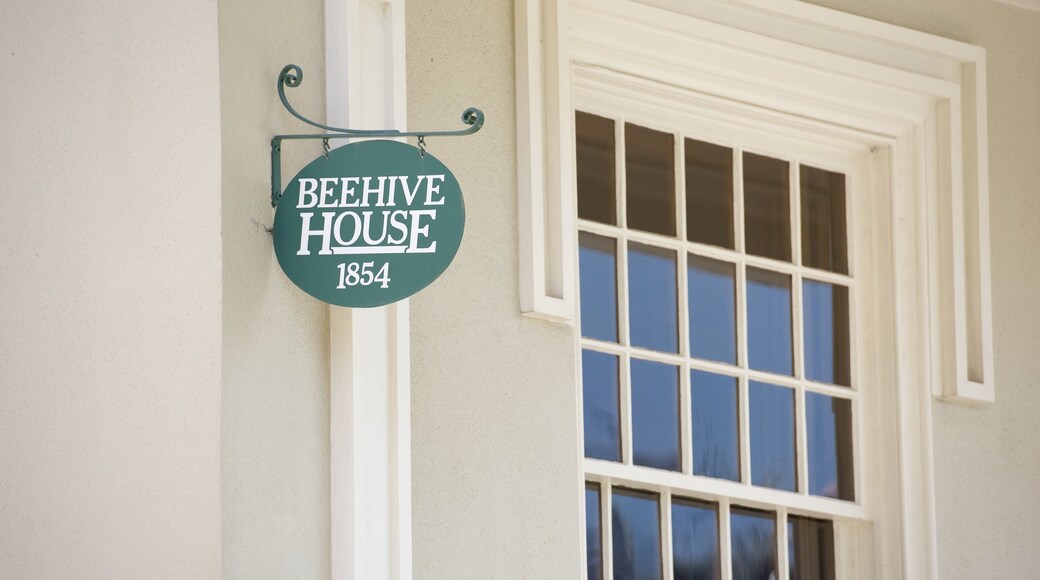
[273,140,465,308]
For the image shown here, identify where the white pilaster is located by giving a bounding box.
[326,1,412,578]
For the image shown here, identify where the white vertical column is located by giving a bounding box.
[326,1,412,579]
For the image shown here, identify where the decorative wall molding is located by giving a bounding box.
[515,0,995,404]
[515,0,577,322]
[516,1,998,578]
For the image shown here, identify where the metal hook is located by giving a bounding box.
[417,135,426,158]
[322,138,330,159]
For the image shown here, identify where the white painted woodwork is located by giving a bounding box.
[532,1,1003,578]
[575,85,870,578]
[517,0,995,404]
[326,1,413,578]
[515,0,577,322]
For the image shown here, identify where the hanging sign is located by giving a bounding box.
[273,139,465,308]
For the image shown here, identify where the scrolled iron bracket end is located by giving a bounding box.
[279,64,303,88]
[461,107,485,132]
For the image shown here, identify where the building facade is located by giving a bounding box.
[2,0,1039,578]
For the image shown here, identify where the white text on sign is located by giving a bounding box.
[295,174,446,256]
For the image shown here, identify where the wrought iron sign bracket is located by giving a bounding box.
[270,64,484,207]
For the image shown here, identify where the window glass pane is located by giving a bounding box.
[672,498,721,580]
[749,381,796,491]
[577,111,617,225]
[626,123,676,236]
[743,152,791,262]
[613,489,663,580]
[686,139,734,248]
[691,370,739,481]
[800,165,848,274]
[806,393,855,500]
[586,483,604,580]
[803,280,851,386]
[583,349,621,461]
[580,232,618,342]
[688,255,736,364]
[629,243,678,353]
[631,359,681,471]
[788,516,835,580]
[747,267,793,376]
[731,507,777,580]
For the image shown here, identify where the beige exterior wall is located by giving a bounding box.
[218,0,330,577]
[0,0,223,577]
[802,3,1040,577]
[407,1,585,578]
[1,0,1037,577]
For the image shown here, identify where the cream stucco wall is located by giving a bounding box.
[2,0,1036,577]
[801,2,1040,577]
[407,1,585,579]
[218,0,331,577]
[0,0,223,576]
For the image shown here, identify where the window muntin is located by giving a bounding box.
[577,110,860,579]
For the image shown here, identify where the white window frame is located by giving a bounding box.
[576,69,877,580]
[516,0,996,579]
[516,0,993,405]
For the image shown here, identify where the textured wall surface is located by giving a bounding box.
[801,2,1040,577]
[407,1,585,579]
[0,0,223,576]
[218,0,331,576]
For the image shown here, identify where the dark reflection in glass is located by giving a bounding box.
[586,483,603,580]
[631,359,681,471]
[691,370,739,481]
[629,243,678,353]
[803,281,851,386]
[613,489,663,580]
[788,516,835,580]
[731,507,777,580]
[747,268,793,376]
[688,255,736,364]
[806,393,855,500]
[626,123,676,237]
[800,165,848,274]
[672,498,721,580]
[749,382,796,491]
[686,139,734,249]
[579,232,618,342]
[577,112,617,225]
[744,152,791,262]
[583,350,621,461]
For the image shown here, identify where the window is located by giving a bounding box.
[576,105,863,579]
[517,1,994,577]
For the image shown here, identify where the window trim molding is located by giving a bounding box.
[516,0,994,404]
[516,0,997,578]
